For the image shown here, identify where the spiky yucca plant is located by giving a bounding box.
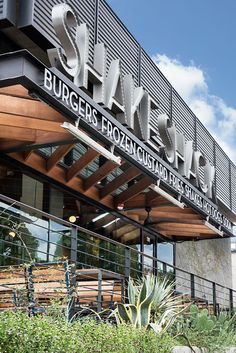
[116,274,187,332]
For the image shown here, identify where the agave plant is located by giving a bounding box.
[116,274,188,333]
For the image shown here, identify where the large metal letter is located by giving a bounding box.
[123,74,158,141]
[192,151,208,193]
[74,23,106,90]
[158,114,176,164]
[48,4,81,79]
[204,161,215,199]
[104,59,125,114]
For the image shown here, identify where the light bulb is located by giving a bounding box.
[68,215,77,223]
[9,231,16,238]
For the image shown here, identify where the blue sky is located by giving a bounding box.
[107,0,236,162]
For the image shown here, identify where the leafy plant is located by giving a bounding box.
[173,304,236,352]
[189,304,215,332]
[0,311,176,353]
[115,274,187,333]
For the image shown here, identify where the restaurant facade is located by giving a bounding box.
[0,0,235,311]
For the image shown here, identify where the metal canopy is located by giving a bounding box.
[0,50,233,241]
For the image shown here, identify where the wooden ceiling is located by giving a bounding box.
[0,85,222,242]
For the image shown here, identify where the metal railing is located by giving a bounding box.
[0,193,235,315]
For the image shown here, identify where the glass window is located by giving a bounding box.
[143,235,155,274]
[48,220,71,261]
[157,242,173,265]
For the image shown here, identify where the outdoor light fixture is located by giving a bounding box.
[61,122,122,166]
[91,212,109,223]
[103,218,120,228]
[117,203,124,211]
[8,230,16,238]
[204,221,223,237]
[149,183,185,209]
[68,215,78,223]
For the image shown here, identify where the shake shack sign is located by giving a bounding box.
[44,3,232,231]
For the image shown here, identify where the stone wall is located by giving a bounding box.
[231,252,236,290]
[175,238,232,305]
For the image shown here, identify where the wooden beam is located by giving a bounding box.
[0,126,36,141]
[157,222,207,230]
[157,224,214,234]
[145,189,164,205]
[83,160,119,191]
[126,210,201,220]
[124,198,174,210]
[121,229,140,243]
[35,131,73,145]
[100,166,141,200]
[67,148,99,182]
[0,132,75,153]
[24,151,34,161]
[0,85,31,99]
[160,230,214,237]
[158,220,204,226]
[137,213,201,222]
[9,152,114,209]
[0,94,65,122]
[0,113,66,133]
[114,176,154,206]
[126,205,197,214]
[113,224,137,239]
[0,140,31,151]
[47,144,75,171]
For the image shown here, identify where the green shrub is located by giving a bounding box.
[173,305,236,352]
[0,312,176,353]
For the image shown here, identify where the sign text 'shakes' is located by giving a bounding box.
[48,3,214,202]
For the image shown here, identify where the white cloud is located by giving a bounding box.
[212,132,236,163]
[153,54,207,102]
[216,98,236,139]
[152,53,236,163]
[190,99,215,126]
[152,54,215,126]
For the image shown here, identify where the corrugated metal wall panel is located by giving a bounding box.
[97,0,139,85]
[215,145,230,207]
[196,120,214,165]
[140,50,171,134]
[12,0,236,215]
[196,120,215,186]
[172,89,195,142]
[0,0,15,26]
[231,163,236,213]
[21,0,96,62]
[71,0,95,63]
[0,0,4,16]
